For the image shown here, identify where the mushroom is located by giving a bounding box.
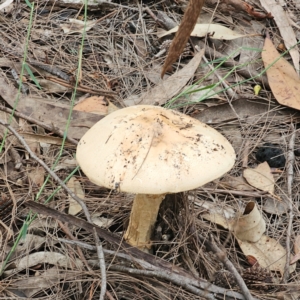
[76,105,235,251]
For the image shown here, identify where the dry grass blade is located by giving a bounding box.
[161,0,205,78]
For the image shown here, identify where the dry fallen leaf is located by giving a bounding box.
[243,162,275,194]
[67,177,84,215]
[9,268,74,298]
[60,19,98,34]
[124,49,204,106]
[196,200,235,230]
[260,0,299,71]
[237,235,296,275]
[2,251,83,275]
[220,175,253,191]
[0,0,13,12]
[91,215,114,228]
[262,36,300,110]
[74,96,119,115]
[54,157,77,172]
[199,200,292,274]
[158,24,256,40]
[233,201,266,242]
[28,166,45,187]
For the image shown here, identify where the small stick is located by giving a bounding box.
[282,124,296,283]
[242,140,250,168]
[93,227,107,300]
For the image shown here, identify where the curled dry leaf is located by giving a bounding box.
[243,162,275,194]
[158,24,257,40]
[262,36,300,110]
[233,201,266,242]
[19,119,40,155]
[237,235,296,275]
[199,200,292,274]
[67,177,84,215]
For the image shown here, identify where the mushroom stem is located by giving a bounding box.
[124,193,165,251]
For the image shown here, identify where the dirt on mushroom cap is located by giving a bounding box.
[76,105,236,194]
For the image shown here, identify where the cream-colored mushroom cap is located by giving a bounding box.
[76,105,235,194]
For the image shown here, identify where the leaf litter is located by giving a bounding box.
[1,0,300,299]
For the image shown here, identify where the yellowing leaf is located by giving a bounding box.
[233,202,266,242]
[158,24,257,40]
[243,162,275,194]
[74,96,119,115]
[237,235,296,275]
[262,37,300,110]
[67,177,84,215]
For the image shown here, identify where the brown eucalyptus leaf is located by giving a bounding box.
[237,235,296,275]
[74,96,118,115]
[243,162,275,194]
[262,36,300,110]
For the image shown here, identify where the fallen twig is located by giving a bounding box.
[93,227,107,300]
[283,124,296,283]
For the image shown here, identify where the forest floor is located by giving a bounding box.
[0,0,300,299]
